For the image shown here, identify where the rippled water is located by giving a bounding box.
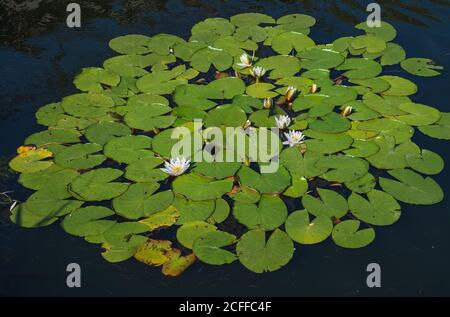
[1,0,450,296]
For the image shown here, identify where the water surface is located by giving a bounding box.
[1,0,450,296]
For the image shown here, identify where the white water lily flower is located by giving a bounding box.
[283,130,305,147]
[237,53,253,68]
[275,115,291,129]
[161,157,191,176]
[285,86,297,101]
[250,66,266,78]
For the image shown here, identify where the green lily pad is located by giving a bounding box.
[246,83,278,98]
[61,93,115,118]
[236,229,294,273]
[309,112,351,133]
[355,21,397,42]
[138,205,179,231]
[113,183,174,220]
[419,112,450,140]
[336,58,382,79]
[109,34,152,55]
[190,46,233,72]
[234,194,287,230]
[380,75,417,96]
[208,198,231,224]
[285,210,333,244]
[379,43,406,66]
[345,173,376,194]
[332,220,375,249]
[401,58,443,77]
[395,103,441,126]
[343,139,379,157]
[237,165,290,193]
[176,221,217,249]
[62,206,116,237]
[74,67,120,92]
[85,121,131,145]
[18,164,79,190]
[298,48,345,70]
[54,143,106,169]
[124,103,176,131]
[191,18,235,43]
[192,231,237,265]
[379,169,444,205]
[124,157,167,183]
[304,130,354,154]
[272,31,315,54]
[173,173,233,201]
[367,137,420,170]
[10,187,84,228]
[69,168,129,201]
[283,175,308,198]
[204,105,247,127]
[148,33,185,55]
[173,196,215,224]
[316,155,369,183]
[302,188,348,219]
[349,190,401,226]
[406,149,444,175]
[25,129,80,146]
[351,35,386,54]
[357,118,414,144]
[136,65,188,94]
[9,148,53,174]
[104,135,153,164]
[231,13,275,26]
[256,55,301,79]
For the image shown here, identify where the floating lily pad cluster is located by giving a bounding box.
[9,13,447,276]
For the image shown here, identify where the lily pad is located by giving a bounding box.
[104,135,153,164]
[234,194,287,230]
[69,168,129,201]
[192,231,237,265]
[406,149,444,175]
[74,67,120,92]
[237,165,290,193]
[54,143,106,169]
[349,190,401,226]
[298,48,345,70]
[62,206,116,237]
[332,220,375,249]
[272,31,315,54]
[302,188,348,219]
[9,148,53,173]
[379,169,444,205]
[236,229,294,273]
[173,173,233,201]
[176,221,217,249]
[285,210,333,244]
[113,183,173,220]
[401,58,443,77]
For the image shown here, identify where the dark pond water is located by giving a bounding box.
[1,0,450,296]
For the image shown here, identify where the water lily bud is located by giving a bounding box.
[310,83,318,94]
[250,66,266,78]
[285,86,297,102]
[263,97,273,109]
[341,105,353,117]
[243,119,252,129]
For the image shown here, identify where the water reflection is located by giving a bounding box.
[1,0,449,53]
